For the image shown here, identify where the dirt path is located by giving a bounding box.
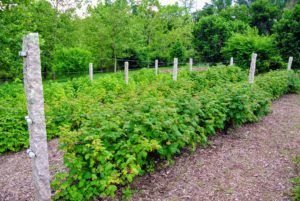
[131,94,300,201]
[0,139,63,201]
[0,94,299,201]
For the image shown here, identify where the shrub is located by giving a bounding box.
[193,15,249,63]
[0,82,28,153]
[52,47,92,74]
[221,28,284,72]
[250,0,280,35]
[291,156,300,201]
[273,4,300,69]
[1,66,298,199]
[219,5,251,24]
[169,40,186,62]
[52,69,299,200]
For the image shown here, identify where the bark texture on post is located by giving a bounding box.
[173,58,178,81]
[249,53,257,84]
[230,57,234,66]
[287,56,293,70]
[124,61,129,85]
[155,59,158,76]
[89,63,93,82]
[189,58,193,72]
[21,33,51,201]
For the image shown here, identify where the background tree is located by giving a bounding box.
[82,1,133,71]
[219,4,251,23]
[250,0,280,35]
[193,15,248,63]
[0,0,299,79]
[0,1,29,79]
[222,28,284,72]
[211,0,233,11]
[170,40,186,62]
[236,0,254,7]
[273,4,300,67]
[53,47,92,73]
[193,3,216,21]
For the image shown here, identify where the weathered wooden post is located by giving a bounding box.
[189,58,193,72]
[287,56,293,70]
[230,57,234,66]
[155,59,159,76]
[20,33,51,201]
[89,63,93,81]
[249,53,257,84]
[125,61,129,84]
[173,58,178,81]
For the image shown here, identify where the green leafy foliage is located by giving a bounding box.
[219,4,251,23]
[48,68,298,200]
[291,156,300,201]
[250,0,280,35]
[170,40,187,62]
[53,48,92,73]
[273,4,300,69]
[0,66,299,199]
[0,82,27,153]
[222,29,284,72]
[193,15,249,63]
[1,0,299,80]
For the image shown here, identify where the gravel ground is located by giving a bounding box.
[0,94,299,201]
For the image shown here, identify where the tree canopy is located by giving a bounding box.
[0,0,299,80]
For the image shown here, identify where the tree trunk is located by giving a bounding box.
[114,54,117,73]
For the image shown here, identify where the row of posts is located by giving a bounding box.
[89,55,294,85]
[20,33,295,201]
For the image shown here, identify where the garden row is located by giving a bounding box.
[49,68,299,200]
[0,66,245,153]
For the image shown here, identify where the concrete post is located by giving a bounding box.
[155,59,159,76]
[114,56,117,73]
[20,33,51,201]
[173,58,178,81]
[125,61,129,84]
[89,63,93,81]
[230,57,234,66]
[249,53,257,84]
[189,58,193,72]
[287,56,293,70]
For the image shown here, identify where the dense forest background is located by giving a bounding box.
[0,0,299,80]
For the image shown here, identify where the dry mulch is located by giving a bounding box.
[131,94,300,201]
[0,139,63,201]
[0,94,299,201]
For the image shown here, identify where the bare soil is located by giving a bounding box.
[0,94,299,201]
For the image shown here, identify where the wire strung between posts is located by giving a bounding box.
[1,56,281,86]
